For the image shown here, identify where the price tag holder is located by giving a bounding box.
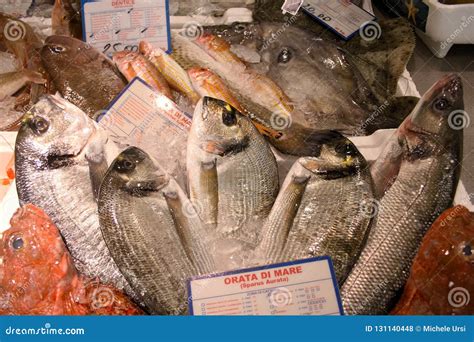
[81,0,171,58]
[188,256,344,316]
[302,0,375,40]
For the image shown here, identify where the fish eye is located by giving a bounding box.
[278,48,292,64]
[115,158,136,173]
[222,105,237,126]
[335,142,358,157]
[463,244,472,256]
[29,116,49,135]
[234,23,246,33]
[433,98,450,111]
[49,45,65,54]
[10,236,24,251]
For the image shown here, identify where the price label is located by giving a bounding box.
[81,0,171,58]
[188,257,343,316]
[302,0,375,40]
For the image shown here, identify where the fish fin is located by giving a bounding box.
[363,96,419,134]
[370,137,404,199]
[87,156,108,201]
[200,137,249,156]
[344,18,416,100]
[23,70,46,85]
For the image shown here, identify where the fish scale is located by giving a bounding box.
[15,96,134,299]
[16,148,133,294]
[98,147,214,314]
[99,187,196,314]
[282,172,372,277]
[257,138,374,284]
[342,152,457,315]
[187,97,279,270]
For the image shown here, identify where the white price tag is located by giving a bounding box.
[98,78,191,189]
[302,0,375,40]
[81,0,171,58]
[188,257,343,315]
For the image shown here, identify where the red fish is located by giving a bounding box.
[0,204,143,315]
[392,205,474,315]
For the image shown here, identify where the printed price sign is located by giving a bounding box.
[81,0,171,58]
[98,78,191,189]
[188,257,343,315]
[302,0,375,40]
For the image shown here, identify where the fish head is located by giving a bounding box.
[406,74,464,138]
[0,204,75,313]
[187,67,211,84]
[41,35,99,68]
[193,97,250,157]
[299,134,366,177]
[16,94,95,169]
[108,147,170,196]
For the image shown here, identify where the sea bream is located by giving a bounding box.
[15,94,134,298]
[98,147,213,314]
[257,134,374,284]
[187,97,279,270]
[341,74,464,315]
[40,36,127,118]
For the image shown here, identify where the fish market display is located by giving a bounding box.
[0,0,468,317]
[0,69,45,100]
[187,97,279,270]
[341,74,463,315]
[15,95,134,298]
[0,204,142,315]
[139,41,200,104]
[40,36,126,118]
[98,147,213,314]
[392,205,474,315]
[172,25,418,155]
[258,135,374,284]
[113,50,173,99]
